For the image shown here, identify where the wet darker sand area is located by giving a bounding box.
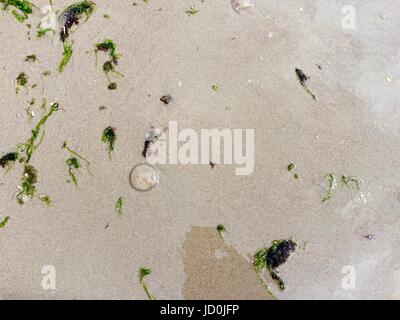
[182,226,273,300]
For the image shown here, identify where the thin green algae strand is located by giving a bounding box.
[62,141,90,166]
[139,267,156,300]
[0,216,10,228]
[66,157,80,187]
[322,173,336,202]
[57,43,73,73]
[62,141,91,187]
[341,175,363,192]
[18,102,59,163]
[115,196,124,216]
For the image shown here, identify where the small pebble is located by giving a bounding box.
[160,95,172,105]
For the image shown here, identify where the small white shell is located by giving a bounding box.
[129,164,159,192]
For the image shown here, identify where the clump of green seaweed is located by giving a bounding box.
[107,82,117,90]
[62,141,90,187]
[66,157,80,187]
[16,72,28,93]
[139,267,156,300]
[95,39,123,89]
[115,196,124,216]
[16,164,38,204]
[0,0,36,23]
[37,27,54,37]
[254,239,297,295]
[216,224,227,238]
[24,54,38,63]
[95,39,120,64]
[57,1,96,73]
[295,68,317,101]
[102,126,116,159]
[0,216,10,228]
[39,194,52,205]
[13,102,59,204]
[287,163,300,180]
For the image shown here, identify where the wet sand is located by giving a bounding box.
[0,0,400,299]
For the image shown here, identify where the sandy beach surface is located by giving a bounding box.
[1,0,400,300]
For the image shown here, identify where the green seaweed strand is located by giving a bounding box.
[21,102,59,163]
[1,0,36,22]
[115,196,124,216]
[58,43,73,73]
[139,267,156,300]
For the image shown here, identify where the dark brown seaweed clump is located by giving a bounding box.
[266,240,296,269]
[295,68,317,101]
[0,152,19,168]
[16,72,28,93]
[254,239,297,290]
[59,1,96,42]
[95,39,123,89]
[108,82,118,90]
[95,39,120,65]
[295,68,309,86]
[57,1,95,73]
